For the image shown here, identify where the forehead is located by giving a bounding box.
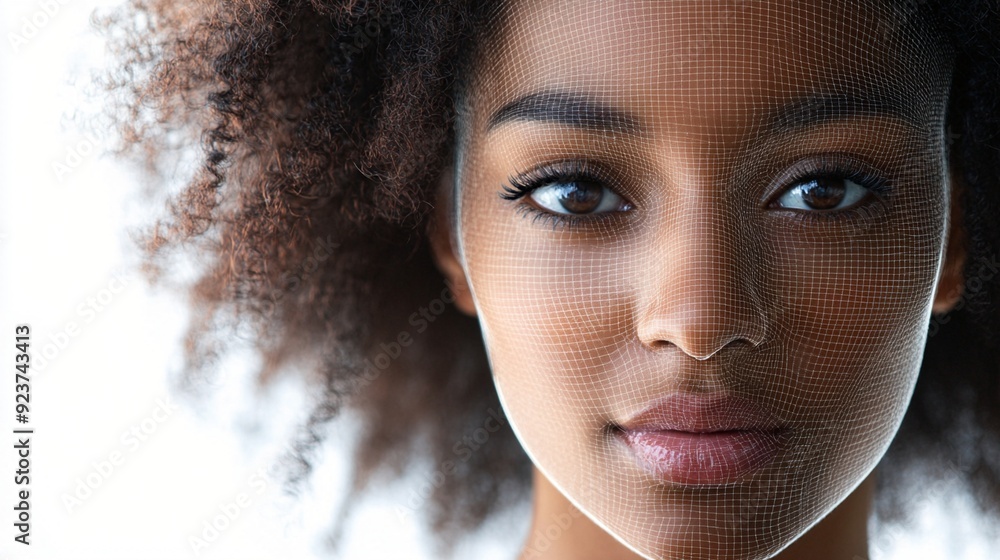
[464,0,952,137]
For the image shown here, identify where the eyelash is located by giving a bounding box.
[768,155,892,226]
[498,156,891,230]
[499,160,627,231]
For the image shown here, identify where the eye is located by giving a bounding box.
[529,179,628,215]
[774,176,870,211]
[498,161,634,225]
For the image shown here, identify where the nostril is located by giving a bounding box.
[691,334,760,360]
[638,319,766,360]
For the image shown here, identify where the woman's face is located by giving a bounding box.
[447,1,957,558]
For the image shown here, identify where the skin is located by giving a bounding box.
[522,466,873,560]
[430,1,966,558]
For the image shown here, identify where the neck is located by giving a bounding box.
[519,467,874,560]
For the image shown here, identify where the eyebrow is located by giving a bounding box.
[761,89,927,136]
[484,87,927,137]
[486,90,644,134]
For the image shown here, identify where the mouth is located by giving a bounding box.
[611,393,788,485]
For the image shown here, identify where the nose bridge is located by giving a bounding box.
[635,166,767,360]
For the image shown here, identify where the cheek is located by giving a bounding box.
[760,202,943,421]
[466,233,626,425]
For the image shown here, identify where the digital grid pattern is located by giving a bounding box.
[450,1,956,558]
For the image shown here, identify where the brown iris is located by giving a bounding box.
[554,181,604,213]
[799,177,847,210]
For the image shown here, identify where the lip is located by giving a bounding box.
[612,393,787,485]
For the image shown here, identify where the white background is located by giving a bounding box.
[0,1,994,559]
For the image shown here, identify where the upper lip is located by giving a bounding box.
[615,392,784,433]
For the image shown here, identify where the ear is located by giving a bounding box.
[931,161,967,314]
[428,165,477,317]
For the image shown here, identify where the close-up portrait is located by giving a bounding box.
[1,0,999,559]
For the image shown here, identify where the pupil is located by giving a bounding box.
[802,177,845,210]
[558,181,603,213]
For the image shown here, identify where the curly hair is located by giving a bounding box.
[100,0,1000,553]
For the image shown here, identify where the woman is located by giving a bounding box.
[104,0,1000,558]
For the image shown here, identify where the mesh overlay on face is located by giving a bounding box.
[450,1,955,558]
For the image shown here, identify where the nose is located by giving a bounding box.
[635,186,767,360]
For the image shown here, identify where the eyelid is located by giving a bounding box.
[499,153,891,229]
[498,159,636,230]
[501,159,634,205]
[761,153,892,211]
[530,182,629,216]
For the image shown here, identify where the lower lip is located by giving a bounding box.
[615,429,785,485]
